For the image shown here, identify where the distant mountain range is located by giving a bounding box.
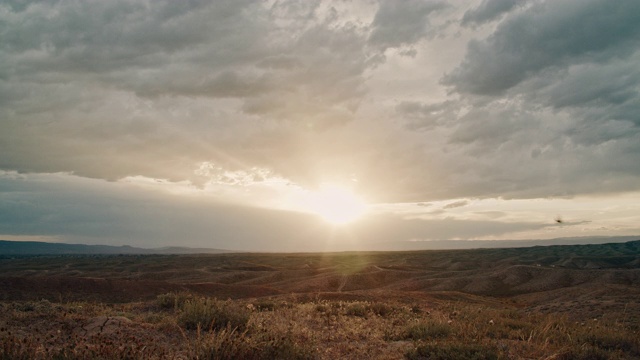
[1,236,639,255]
[0,240,232,256]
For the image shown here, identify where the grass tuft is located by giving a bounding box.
[405,342,499,360]
[156,291,193,310]
[402,321,452,340]
[193,327,316,360]
[179,297,250,331]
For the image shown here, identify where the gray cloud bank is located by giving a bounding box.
[0,172,548,251]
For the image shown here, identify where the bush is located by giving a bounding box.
[1,334,37,360]
[556,346,610,360]
[402,321,451,340]
[255,330,316,360]
[405,343,499,360]
[179,297,250,331]
[1,333,155,360]
[194,328,316,360]
[254,300,276,312]
[345,303,368,317]
[370,303,394,317]
[581,332,640,355]
[156,292,193,310]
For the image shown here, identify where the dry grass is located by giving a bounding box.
[1,242,639,359]
[1,293,639,360]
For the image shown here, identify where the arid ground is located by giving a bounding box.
[1,240,639,359]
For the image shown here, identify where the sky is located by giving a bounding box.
[1,0,640,252]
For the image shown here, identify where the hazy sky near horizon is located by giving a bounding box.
[1,0,640,251]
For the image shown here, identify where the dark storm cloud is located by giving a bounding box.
[519,55,640,126]
[446,103,640,198]
[395,94,640,200]
[413,0,640,200]
[445,0,640,95]
[461,0,528,26]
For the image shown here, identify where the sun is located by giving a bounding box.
[305,184,368,225]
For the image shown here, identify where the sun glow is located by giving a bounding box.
[305,184,368,225]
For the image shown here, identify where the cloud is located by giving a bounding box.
[445,102,640,198]
[2,0,640,228]
[519,54,640,126]
[0,171,322,251]
[353,213,548,242]
[412,0,640,200]
[0,172,552,251]
[0,0,375,185]
[368,0,448,52]
[461,0,528,27]
[443,200,469,209]
[0,0,369,108]
[395,100,461,130]
[445,0,640,95]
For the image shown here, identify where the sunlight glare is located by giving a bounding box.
[306,184,367,225]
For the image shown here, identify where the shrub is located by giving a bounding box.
[193,328,255,360]
[1,334,37,360]
[402,321,451,340]
[179,298,250,331]
[581,332,640,355]
[156,292,192,310]
[345,303,368,317]
[370,303,394,317]
[0,333,154,360]
[255,330,316,360]
[556,346,610,360]
[194,328,315,360]
[254,300,276,312]
[405,343,499,360]
[16,302,36,312]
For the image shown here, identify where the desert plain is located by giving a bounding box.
[1,240,639,359]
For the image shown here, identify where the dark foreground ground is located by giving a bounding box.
[1,240,639,359]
